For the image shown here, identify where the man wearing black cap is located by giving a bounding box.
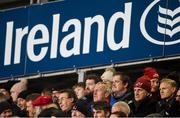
[17,90,30,116]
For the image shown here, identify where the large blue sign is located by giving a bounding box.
[0,0,179,79]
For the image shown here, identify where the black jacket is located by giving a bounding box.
[128,96,157,117]
[156,96,180,117]
[150,91,161,102]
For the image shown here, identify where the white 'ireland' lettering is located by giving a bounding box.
[4,22,14,65]
[14,26,28,64]
[3,2,133,66]
[50,14,60,59]
[27,24,49,62]
[83,15,105,54]
[107,2,132,50]
[60,19,81,58]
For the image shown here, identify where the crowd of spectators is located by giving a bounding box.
[0,67,180,117]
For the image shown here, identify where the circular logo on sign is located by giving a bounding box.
[140,0,180,45]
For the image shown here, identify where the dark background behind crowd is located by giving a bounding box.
[0,60,180,117]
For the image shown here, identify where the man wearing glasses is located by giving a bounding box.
[58,89,77,117]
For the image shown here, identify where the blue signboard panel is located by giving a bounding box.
[0,0,179,79]
[0,8,28,79]
[163,0,180,56]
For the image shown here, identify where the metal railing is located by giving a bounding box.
[0,0,60,10]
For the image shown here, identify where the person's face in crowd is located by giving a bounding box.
[176,89,180,102]
[52,90,60,103]
[0,89,10,99]
[134,87,148,102]
[112,75,127,93]
[160,82,176,99]
[93,84,107,102]
[71,108,85,118]
[34,106,41,117]
[150,79,159,92]
[26,101,35,117]
[0,109,13,118]
[58,92,74,112]
[10,89,19,102]
[74,87,85,99]
[17,98,26,110]
[93,109,107,118]
[85,79,96,94]
[52,90,59,98]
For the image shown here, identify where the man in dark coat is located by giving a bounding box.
[128,75,157,117]
[156,78,180,116]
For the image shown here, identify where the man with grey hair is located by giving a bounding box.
[10,80,28,102]
[93,82,111,103]
[111,101,130,117]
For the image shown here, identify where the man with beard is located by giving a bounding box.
[85,74,101,102]
[17,90,30,116]
[143,67,160,101]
